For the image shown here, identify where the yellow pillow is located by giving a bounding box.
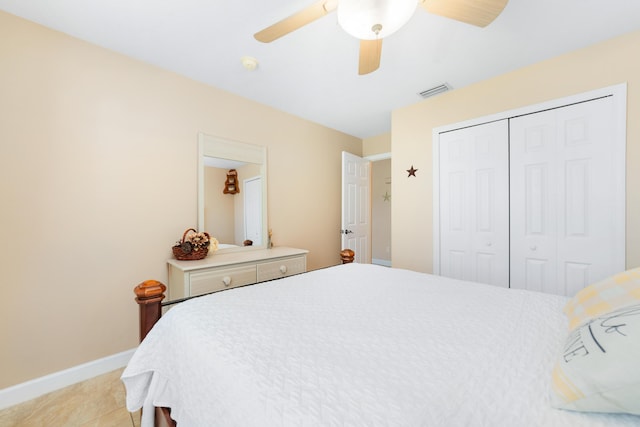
[563,267,640,331]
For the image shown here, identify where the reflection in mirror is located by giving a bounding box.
[203,160,262,246]
[198,133,267,254]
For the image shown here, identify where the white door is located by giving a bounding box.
[244,176,262,245]
[438,120,510,287]
[342,152,371,263]
[510,96,625,296]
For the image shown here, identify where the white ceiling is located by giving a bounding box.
[2,0,640,138]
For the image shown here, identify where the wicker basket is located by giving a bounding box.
[172,228,210,260]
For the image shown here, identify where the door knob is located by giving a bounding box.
[341,229,353,234]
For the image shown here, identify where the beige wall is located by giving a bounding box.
[392,30,640,273]
[0,11,361,388]
[204,167,235,244]
[363,132,391,157]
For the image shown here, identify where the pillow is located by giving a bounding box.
[550,303,640,415]
[563,267,640,331]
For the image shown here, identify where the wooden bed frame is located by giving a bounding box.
[132,249,355,427]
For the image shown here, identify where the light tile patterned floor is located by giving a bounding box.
[0,368,140,427]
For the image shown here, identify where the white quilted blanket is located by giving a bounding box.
[122,263,640,426]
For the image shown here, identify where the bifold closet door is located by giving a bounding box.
[509,96,623,296]
[438,120,509,287]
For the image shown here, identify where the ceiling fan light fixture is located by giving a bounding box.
[337,0,417,40]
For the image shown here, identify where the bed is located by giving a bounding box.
[122,262,640,426]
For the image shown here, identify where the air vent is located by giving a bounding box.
[418,83,452,99]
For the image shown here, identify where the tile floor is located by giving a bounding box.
[0,368,139,427]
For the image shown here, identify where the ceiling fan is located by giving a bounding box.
[254,0,508,75]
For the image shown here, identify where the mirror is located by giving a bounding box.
[198,132,267,254]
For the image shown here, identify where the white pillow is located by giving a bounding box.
[550,303,640,415]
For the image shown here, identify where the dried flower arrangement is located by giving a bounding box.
[172,228,219,260]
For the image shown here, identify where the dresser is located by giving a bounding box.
[167,247,308,300]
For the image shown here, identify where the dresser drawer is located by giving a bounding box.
[190,265,257,296]
[257,255,306,282]
[167,247,308,301]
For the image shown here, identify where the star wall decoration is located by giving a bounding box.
[407,165,418,177]
[383,191,391,202]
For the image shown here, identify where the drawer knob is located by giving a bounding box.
[279,265,287,274]
[222,276,232,286]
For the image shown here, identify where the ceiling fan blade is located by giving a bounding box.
[420,0,508,27]
[254,0,338,43]
[359,39,382,75]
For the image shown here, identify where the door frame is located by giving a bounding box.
[432,83,627,275]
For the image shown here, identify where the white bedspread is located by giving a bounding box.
[122,263,640,426]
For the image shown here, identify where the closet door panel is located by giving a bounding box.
[439,120,509,287]
[556,99,617,294]
[510,96,620,296]
[440,137,472,281]
[510,115,558,292]
[524,258,549,293]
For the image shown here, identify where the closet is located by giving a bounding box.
[435,87,626,296]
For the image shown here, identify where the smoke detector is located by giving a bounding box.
[241,56,259,71]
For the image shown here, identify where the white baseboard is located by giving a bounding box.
[372,258,392,267]
[0,348,136,410]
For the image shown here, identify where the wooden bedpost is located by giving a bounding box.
[340,249,355,264]
[134,280,166,342]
